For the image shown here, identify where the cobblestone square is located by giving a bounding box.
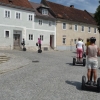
[0,50,100,100]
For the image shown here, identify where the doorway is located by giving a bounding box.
[13,34,21,50]
[50,35,54,49]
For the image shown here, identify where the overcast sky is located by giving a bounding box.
[30,0,99,13]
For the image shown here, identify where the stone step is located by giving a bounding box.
[0,61,7,63]
[14,46,21,50]
[0,56,9,58]
[0,59,8,61]
[0,56,10,62]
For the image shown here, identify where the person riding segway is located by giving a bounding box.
[73,38,86,66]
[82,37,100,92]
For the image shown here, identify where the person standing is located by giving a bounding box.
[38,38,41,50]
[76,38,84,62]
[86,37,100,85]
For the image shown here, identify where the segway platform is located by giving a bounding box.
[81,76,100,92]
[73,57,86,66]
[23,47,26,51]
[38,49,42,53]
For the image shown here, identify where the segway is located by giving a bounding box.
[81,70,100,92]
[38,49,42,53]
[73,56,86,66]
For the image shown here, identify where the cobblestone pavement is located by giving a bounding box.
[0,50,100,100]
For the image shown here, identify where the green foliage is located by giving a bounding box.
[94,1,100,33]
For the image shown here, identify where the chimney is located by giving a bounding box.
[70,5,74,8]
[8,0,13,2]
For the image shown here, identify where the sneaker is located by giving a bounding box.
[86,81,91,85]
[93,81,97,86]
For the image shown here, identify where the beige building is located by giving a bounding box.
[56,19,99,50]
[42,0,99,51]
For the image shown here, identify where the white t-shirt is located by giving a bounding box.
[76,41,84,49]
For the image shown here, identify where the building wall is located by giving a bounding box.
[0,5,56,51]
[34,18,55,31]
[56,19,99,51]
[25,29,56,51]
[0,26,23,50]
[0,5,34,28]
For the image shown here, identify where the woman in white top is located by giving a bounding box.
[76,38,84,62]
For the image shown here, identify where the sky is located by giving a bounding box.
[30,0,99,13]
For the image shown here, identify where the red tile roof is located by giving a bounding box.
[30,2,55,20]
[0,0,33,9]
[45,1,97,25]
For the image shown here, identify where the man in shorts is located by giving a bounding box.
[76,38,84,62]
[86,37,100,85]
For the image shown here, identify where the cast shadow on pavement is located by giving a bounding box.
[65,80,99,93]
[65,80,81,90]
[66,63,73,66]
[66,63,84,67]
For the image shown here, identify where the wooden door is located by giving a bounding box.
[13,34,20,49]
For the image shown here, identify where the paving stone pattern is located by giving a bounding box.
[0,50,100,100]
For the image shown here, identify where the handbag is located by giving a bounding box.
[36,43,38,46]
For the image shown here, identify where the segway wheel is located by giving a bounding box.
[23,47,26,51]
[83,59,86,66]
[82,76,86,90]
[38,49,42,53]
[73,58,76,65]
[97,78,100,92]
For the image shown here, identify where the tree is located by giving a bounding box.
[94,1,100,47]
[94,0,100,33]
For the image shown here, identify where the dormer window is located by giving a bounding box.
[42,9,48,15]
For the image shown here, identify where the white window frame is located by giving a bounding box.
[27,14,33,21]
[29,34,34,40]
[81,26,85,32]
[88,27,91,33]
[39,19,43,25]
[94,28,97,34]
[40,35,44,41]
[29,14,33,21]
[15,11,21,20]
[74,39,77,44]
[74,25,78,31]
[62,23,66,30]
[42,9,48,15]
[62,37,66,44]
[4,10,11,18]
[4,30,10,38]
[49,21,52,26]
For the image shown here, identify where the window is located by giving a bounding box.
[74,39,77,44]
[40,35,43,41]
[16,12,21,19]
[63,38,66,44]
[5,31,10,38]
[88,27,91,32]
[29,15,33,21]
[75,25,78,31]
[5,10,10,18]
[94,28,96,33]
[49,21,52,26]
[69,24,72,30]
[82,26,84,31]
[63,23,66,29]
[29,34,33,40]
[39,20,42,25]
[42,9,48,15]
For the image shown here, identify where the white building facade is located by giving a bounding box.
[0,0,56,51]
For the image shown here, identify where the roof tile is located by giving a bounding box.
[0,0,33,9]
[46,1,97,25]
